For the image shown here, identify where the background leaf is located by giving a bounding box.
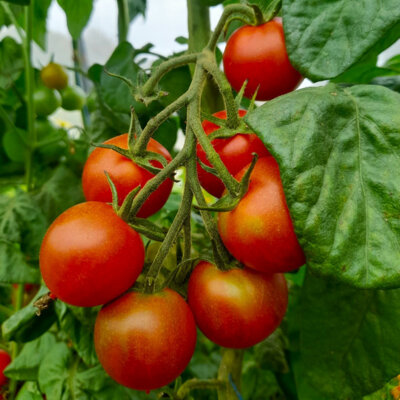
[100,42,147,115]
[127,0,146,22]
[246,84,400,289]
[0,37,24,89]
[57,0,94,39]
[5,333,57,381]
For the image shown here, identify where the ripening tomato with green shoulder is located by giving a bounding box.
[0,349,11,386]
[188,261,288,348]
[218,157,305,273]
[82,134,173,218]
[223,18,302,101]
[40,62,68,90]
[94,288,197,391]
[196,110,270,198]
[40,201,144,307]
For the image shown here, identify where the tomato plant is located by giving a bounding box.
[218,157,305,273]
[40,62,68,90]
[196,109,270,197]
[2,0,400,399]
[82,134,173,218]
[223,18,302,100]
[94,288,197,391]
[188,261,288,348]
[40,202,144,307]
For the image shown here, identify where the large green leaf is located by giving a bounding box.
[37,343,157,400]
[57,0,93,39]
[33,165,84,222]
[291,272,400,399]
[0,190,47,283]
[246,84,400,289]
[31,0,52,49]
[55,301,98,366]
[282,0,400,81]
[5,332,56,381]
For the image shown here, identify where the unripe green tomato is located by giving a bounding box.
[40,62,68,90]
[33,87,61,117]
[60,86,86,111]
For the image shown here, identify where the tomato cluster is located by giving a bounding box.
[34,62,86,119]
[37,19,305,393]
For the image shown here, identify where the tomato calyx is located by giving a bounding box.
[195,152,258,212]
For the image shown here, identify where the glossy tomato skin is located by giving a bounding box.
[188,261,288,348]
[218,157,305,273]
[40,202,144,307]
[94,288,197,391]
[0,349,11,386]
[82,134,173,218]
[223,19,302,101]
[197,110,270,198]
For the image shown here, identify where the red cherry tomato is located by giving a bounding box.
[223,18,302,101]
[82,134,173,218]
[196,110,270,198]
[40,202,144,307]
[218,157,305,273]
[0,350,11,386]
[188,261,288,348]
[94,288,197,391]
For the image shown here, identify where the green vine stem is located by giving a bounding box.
[186,154,231,270]
[133,92,190,154]
[206,4,257,52]
[176,378,223,399]
[140,53,198,98]
[217,349,245,400]
[198,50,239,129]
[24,1,35,192]
[188,94,241,197]
[182,215,192,262]
[117,0,130,43]
[187,0,224,114]
[145,178,193,292]
[72,39,90,128]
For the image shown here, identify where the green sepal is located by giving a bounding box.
[104,172,119,211]
[91,142,131,158]
[194,154,258,212]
